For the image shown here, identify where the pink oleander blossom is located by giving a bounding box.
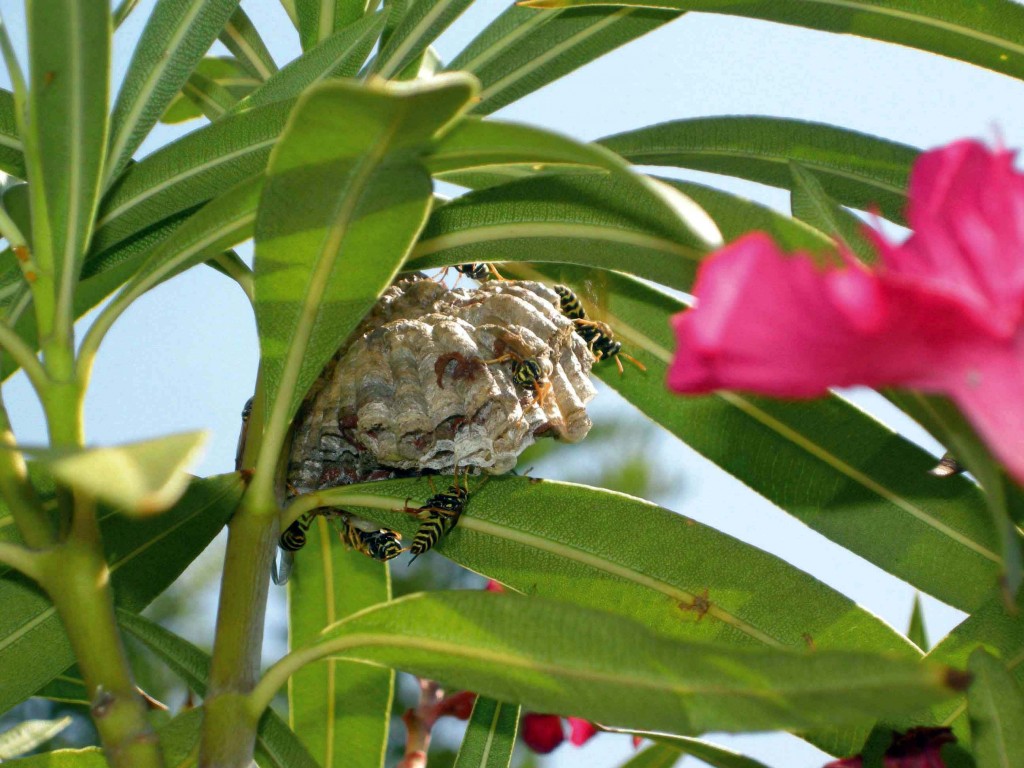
[822,727,953,768]
[669,139,1024,482]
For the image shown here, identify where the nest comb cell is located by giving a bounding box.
[287,276,597,493]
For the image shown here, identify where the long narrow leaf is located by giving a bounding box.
[789,162,877,263]
[25,0,110,325]
[408,174,821,289]
[453,697,519,768]
[288,517,393,768]
[220,7,278,80]
[269,591,965,736]
[599,116,916,224]
[448,6,678,114]
[116,609,321,768]
[304,477,916,656]
[374,0,475,79]
[518,0,1024,85]
[161,57,260,124]
[296,0,369,50]
[253,74,477,469]
[106,0,240,183]
[619,744,683,768]
[238,13,386,110]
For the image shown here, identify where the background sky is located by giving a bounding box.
[6,1,1024,766]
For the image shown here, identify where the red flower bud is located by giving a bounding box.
[521,713,565,754]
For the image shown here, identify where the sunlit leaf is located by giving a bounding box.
[44,431,208,515]
[253,74,477,445]
[219,7,278,80]
[0,716,72,760]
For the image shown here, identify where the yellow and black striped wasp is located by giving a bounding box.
[553,284,646,375]
[482,332,552,405]
[404,468,474,562]
[273,509,402,584]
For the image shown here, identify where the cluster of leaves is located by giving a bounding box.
[2,1,1024,768]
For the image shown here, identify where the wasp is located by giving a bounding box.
[456,263,503,281]
[553,284,646,375]
[339,520,404,561]
[482,333,552,404]
[406,470,471,562]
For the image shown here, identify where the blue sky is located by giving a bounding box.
[5,2,1024,765]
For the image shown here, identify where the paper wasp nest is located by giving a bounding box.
[287,277,597,492]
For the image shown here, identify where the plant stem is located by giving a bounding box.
[284,490,412,528]
[198,493,279,768]
[0,316,49,395]
[39,512,164,768]
[0,401,53,548]
[0,540,41,578]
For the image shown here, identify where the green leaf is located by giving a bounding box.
[279,591,964,735]
[428,120,720,248]
[80,176,261,368]
[453,697,518,768]
[43,431,208,515]
[789,162,877,264]
[599,116,916,224]
[161,57,259,124]
[25,0,109,317]
[530,265,1002,613]
[93,100,290,259]
[618,744,682,768]
[116,609,321,768]
[409,174,711,290]
[0,473,241,713]
[0,716,72,760]
[239,13,386,111]
[310,477,915,656]
[518,0,1024,86]
[374,0,474,79]
[93,14,384,264]
[968,649,1024,768]
[908,594,929,652]
[253,74,477,451]
[0,89,24,178]
[0,749,109,767]
[106,0,241,183]
[288,517,394,768]
[448,6,678,114]
[220,7,278,80]
[296,0,368,50]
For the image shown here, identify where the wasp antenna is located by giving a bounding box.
[407,554,419,566]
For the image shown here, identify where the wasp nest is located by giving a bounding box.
[287,277,597,492]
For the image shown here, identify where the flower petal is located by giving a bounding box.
[882,140,1024,333]
[668,232,986,397]
[566,717,599,746]
[944,337,1024,484]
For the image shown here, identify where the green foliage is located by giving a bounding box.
[0,2,1019,767]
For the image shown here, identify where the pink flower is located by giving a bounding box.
[669,140,1024,482]
[821,727,953,768]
